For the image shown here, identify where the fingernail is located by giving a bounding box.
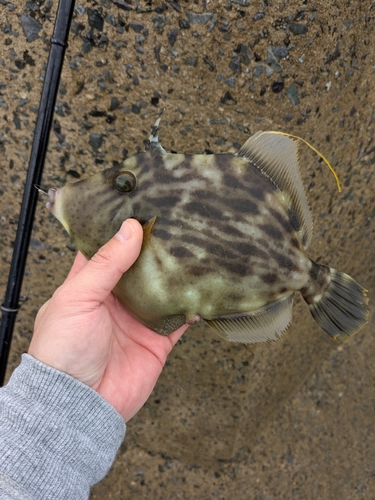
[115,220,134,242]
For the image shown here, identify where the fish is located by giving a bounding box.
[46,118,369,343]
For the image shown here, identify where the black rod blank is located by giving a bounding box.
[0,0,76,385]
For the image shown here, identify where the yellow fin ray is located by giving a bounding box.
[259,131,341,192]
[237,131,313,248]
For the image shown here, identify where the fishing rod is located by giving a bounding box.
[0,0,76,385]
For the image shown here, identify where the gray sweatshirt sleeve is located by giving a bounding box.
[0,354,126,500]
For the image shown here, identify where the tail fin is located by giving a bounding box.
[307,268,369,341]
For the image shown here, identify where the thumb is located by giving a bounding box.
[64,252,88,283]
[67,219,143,304]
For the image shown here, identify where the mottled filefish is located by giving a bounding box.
[46,119,369,343]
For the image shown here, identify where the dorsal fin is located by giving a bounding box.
[237,131,313,249]
[205,294,294,344]
[144,116,167,154]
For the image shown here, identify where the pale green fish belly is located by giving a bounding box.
[114,228,310,333]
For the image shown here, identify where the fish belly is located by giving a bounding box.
[113,223,311,333]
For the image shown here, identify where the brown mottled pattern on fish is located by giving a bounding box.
[47,124,369,343]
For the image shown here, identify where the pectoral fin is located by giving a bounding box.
[205,294,294,343]
[142,216,157,248]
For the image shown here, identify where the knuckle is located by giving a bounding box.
[90,243,125,279]
[91,244,113,267]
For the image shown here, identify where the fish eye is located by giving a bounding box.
[114,171,137,192]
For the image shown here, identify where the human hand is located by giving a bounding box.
[29,219,188,421]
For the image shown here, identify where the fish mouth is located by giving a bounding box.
[34,184,49,196]
[45,187,70,233]
[35,184,58,217]
[46,188,57,215]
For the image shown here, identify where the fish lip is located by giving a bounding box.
[34,184,49,196]
[46,188,57,214]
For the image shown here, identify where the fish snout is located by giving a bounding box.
[45,187,72,233]
[46,188,59,215]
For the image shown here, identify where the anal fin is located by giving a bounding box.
[205,294,294,344]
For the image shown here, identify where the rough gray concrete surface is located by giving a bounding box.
[0,0,374,498]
